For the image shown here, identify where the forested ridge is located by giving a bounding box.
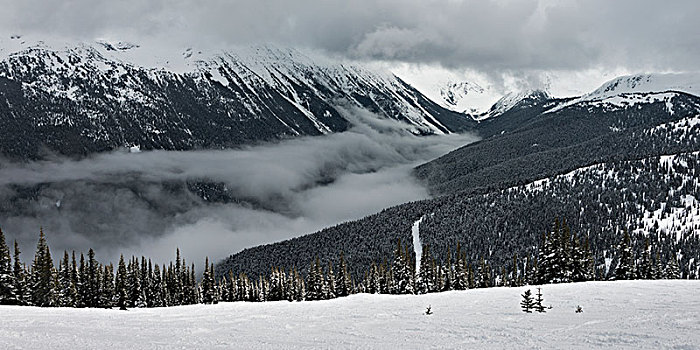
[218,94,700,281]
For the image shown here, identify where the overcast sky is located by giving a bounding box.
[2,0,698,75]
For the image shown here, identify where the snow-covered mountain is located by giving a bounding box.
[546,73,700,114]
[0,36,473,159]
[477,89,551,120]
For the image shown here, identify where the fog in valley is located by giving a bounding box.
[0,110,478,267]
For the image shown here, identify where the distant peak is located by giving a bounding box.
[478,89,551,120]
[589,72,700,99]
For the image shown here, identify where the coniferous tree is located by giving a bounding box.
[614,230,635,280]
[326,261,337,299]
[638,238,653,279]
[476,257,491,288]
[13,241,29,305]
[536,231,555,284]
[101,264,115,308]
[31,228,55,307]
[57,251,75,307]
[76,253,88,307]
[664,254,681,279]
[534,287,546,313]
[520,289,535,313]
[653,251,665,279]
[336,252,352,297]
[201,257,216,304]
[0,228,18,304]
[86,248,100,307]
[115,255,128,310]
[151,264,165,307]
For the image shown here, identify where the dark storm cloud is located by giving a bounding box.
[1,0,698,73]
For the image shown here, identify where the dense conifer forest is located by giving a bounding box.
[0,214,693,308]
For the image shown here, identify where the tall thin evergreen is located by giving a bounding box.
[0,228,18,304]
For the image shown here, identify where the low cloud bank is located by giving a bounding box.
[0,110,478,267]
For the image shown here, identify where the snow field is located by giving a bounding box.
[1,280,699,349]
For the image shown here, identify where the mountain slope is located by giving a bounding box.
[0,38,474,159]
[414,89,700,195]
[217,76,700,280]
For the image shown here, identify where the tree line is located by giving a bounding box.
[0,217,690,308]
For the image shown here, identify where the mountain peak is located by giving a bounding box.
[589,72,700,99]
[477,89,551,120]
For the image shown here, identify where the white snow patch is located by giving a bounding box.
[0,281,698,349]
[412,216,425,272]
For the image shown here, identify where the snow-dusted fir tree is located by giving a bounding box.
[57,251,75,307]
[534,287,546,313]
[521,289,535,313]
[13,241,30,305]
[417,244,435,294]
[201,257,216,304]
[326,261,337,299]
[637,238,653,279]
[0,228,18,304]
[336,252,352,297]
[664,254,681,279]
[101,263,115,308]
[614,230,635,280]
[536,230,555,284]
[115,255,128,310]
[31,228,56,307]
[476,257,491,288]
[86,248,101,307]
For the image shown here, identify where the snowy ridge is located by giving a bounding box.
[0,35,465,142]
[546,73,700,114]
[477,89,551,120]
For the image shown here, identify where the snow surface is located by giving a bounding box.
[546,73,700,114]
[1,281,698,349]
[412,216,424,272]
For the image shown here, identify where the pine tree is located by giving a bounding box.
[76,253,88,307]
[115,255,128,310]
[534,287,546,313]
[86,248,100,307]
[31,228,56,307]
[201,257,216,304]
[664,254,681,279]
[521,289,535,313]
[101,264,115,308]
[12,241,29,305]
[57,251,75,307]
[614,230,635,280]
[477,257,491,288]
[0,228,18,305]
[326,261,337,299]
[336,252,352,297]
[637,238,653,279]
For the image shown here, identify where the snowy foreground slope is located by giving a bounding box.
[2,281,699,349]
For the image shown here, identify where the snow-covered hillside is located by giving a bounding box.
[546,73,700,114]
[478,89,551,120]
[1,281,698,349]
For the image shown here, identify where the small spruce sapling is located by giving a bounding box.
[534,287,546,313]
[521,289,534,313]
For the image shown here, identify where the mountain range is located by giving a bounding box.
[0,36,698,283]
[218,73,700,280]
[0,37,473,160]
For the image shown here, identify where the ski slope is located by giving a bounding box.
[1,281,698,349]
